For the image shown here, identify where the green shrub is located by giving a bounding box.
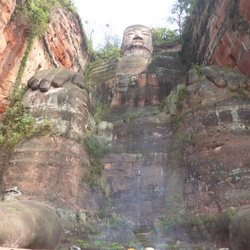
[58,0,77,13]
[151,27,180,46]
[120,109,159,123]
[170,114,182,131]
[84,134,108,159]
[176,85,187,108]
[83,167,109,195]
[14,0,57,83]
[94,103,110,122]
[94,44,121,61]
[179,132,191,143]
[83,134,110,195]
[0,88,54,149]
[83,160,103,189]
[191,63,203,75]
[15,35,35,84]
[14,0,54,38]
[156,209,237,236]
[109,215,131,231]
[76,239,123,249]
[14,0,78,38]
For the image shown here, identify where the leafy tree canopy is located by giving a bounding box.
[94,43,121,61]
[151,28,180,46]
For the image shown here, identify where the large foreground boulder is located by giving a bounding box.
[0,201,62,249]
[229,205,250,250]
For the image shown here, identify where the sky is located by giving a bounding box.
[74,0,176,49]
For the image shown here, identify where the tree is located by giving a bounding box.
[84,20,95,43]
[168,0,194,35]
[94,43,121,61]
[151,28,179,46]
[93,23,121,60]
[102,23,121,47]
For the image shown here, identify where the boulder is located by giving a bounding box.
[0,201,62,249]
[229,205,250,250]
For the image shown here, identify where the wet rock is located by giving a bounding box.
[102,112,172,225]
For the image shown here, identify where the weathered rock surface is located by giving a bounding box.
[2,137,85,207]
[0,0,16,55]
[0,201,61,249]
[102,112,172,226]
[182,0,250,77]
[0,1,90,120]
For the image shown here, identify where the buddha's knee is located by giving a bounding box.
[0,201,62,249]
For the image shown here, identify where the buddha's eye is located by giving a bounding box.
[142,32,150,36]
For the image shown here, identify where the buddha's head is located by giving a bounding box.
[121,25,153,57]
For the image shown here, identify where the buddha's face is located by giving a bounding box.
[121,25,153,56]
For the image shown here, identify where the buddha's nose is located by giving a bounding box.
[133,31,143,40]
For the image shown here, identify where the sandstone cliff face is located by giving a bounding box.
[182,0,250,77]
[1,0,250,249]
[0,0,91,120]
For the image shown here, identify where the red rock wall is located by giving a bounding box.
[182,0,250,77]
[0,1,91,120]
[0,0,22,116]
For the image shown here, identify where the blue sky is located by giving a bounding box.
[74,0,176,49]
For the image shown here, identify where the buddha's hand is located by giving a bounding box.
[187,66,250,90]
